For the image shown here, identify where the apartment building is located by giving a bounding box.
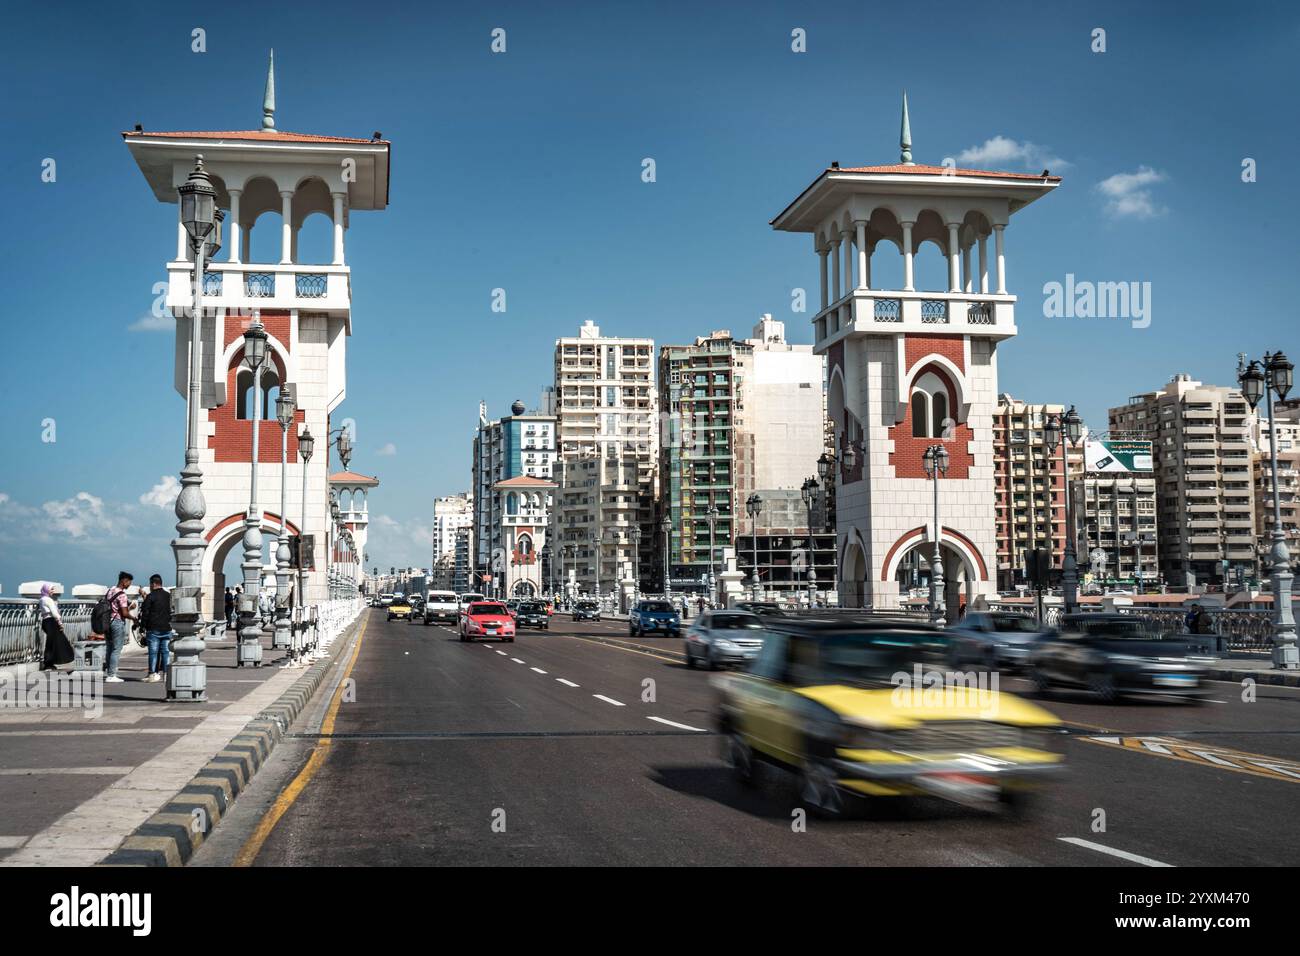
[659,316,825,591]
[992,395,1084,590]
[1109,374,1256,587]
[1073,473,1160,586]
[432,492,473,571]
[552,321,658,594]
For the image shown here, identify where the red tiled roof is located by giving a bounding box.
[123,129,388,146]
[329,471,380,484]
[494,476,557,488]
[833,163,1061,182]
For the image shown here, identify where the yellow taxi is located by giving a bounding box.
[714,613,1064,817]
[386,597,413,622]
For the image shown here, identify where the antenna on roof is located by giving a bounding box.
[900,91,913,165]
[262,49,276,130]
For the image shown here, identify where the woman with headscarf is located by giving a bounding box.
[38,584,75,670]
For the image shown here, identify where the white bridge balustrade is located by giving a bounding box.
[0,600,96,667]
[813,289,1016,348]
[176,261,351,313]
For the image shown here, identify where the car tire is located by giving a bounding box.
[706,650,719,671]
[1088,672,1119,703]
[724,732,756,787]
[685,647,696,669]
[506,637,515,643]
[799,757,848,819]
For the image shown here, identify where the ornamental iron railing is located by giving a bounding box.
[874,298,902,322]
[920,299,949,324]
[244,273,275,297]
[295,273,328,298]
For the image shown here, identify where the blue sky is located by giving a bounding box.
[1,0,1297,589]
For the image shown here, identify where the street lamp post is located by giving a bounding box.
[168,156,221,701]
[272,387,296,652]
[293,427,314,666]
[1239,352,1298,668]
[746,492,763,600]
[807,568,817,608]
[238,318,270,667]
[591,529,601,600]
[922,444,950,624]
[1045,406,1083,615]
[630,527,642,601]
[705,506,719,607]
[541,543,552,600]
[563,544,575,604]
[660,515,672,598]
[801,477,819,602]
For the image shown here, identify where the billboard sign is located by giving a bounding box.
[1085,439,1153,473]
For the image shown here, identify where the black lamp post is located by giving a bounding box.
[746,492,763,600]
[1239,351,1297,668]
[660,515,672,598]
[1045,405,1083,615]
[922,444,950,623]
[237,317,270,667]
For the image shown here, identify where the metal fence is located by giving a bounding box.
[0,600,95,667]
[986,601,1277,652]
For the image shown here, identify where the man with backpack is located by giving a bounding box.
[99,571,135,683]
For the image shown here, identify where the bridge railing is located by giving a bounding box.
[0,600,95,667]
[983,601,1277,652]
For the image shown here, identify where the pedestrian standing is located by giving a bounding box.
[103,571,134,683]
[139,574,172,683]
[38,584,74,670]
[224,587,235,628]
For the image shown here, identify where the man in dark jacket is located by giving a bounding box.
[140,574,172,683]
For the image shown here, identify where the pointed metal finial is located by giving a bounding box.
[900,91,913,165]
[262,49,276,130]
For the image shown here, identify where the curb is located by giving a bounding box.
[97,618,361,867]
[1207,667,1300,687]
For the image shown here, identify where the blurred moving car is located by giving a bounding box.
[516,601,549,630]
[422,590,460,626]
[572,600,601,622]
[456,592,485,615]
[504,599,521,619]
[946,612,1051,671]
[460,601,516,642]
[715,614,1063,817]
[1028,613,1212,703]
[386,597,413,622]
[379,593,395,607]
[685,609,764,669]
[733,601,786,617]
[629,599,681,637]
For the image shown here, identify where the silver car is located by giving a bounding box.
[684,610,765,670]
[946,611,1050,671]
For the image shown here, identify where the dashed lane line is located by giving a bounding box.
[510,658,526,664]
[556,679,580,688]
[530,667,547,674]
[1057,837,1174,868]
[646,716,707,732]
[593,694,625,707]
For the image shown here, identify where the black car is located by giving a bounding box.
[516,601,549,630]
[1028,613,1213,703]
[572,600,601,622]
[733,601,786,617]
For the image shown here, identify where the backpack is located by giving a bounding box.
[90,593,115,634]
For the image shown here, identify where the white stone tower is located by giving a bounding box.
[770,96,1058,615]
[124,54,391,617]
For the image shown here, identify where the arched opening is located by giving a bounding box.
[910,370,953,439]
[893,539,974,624]
[517,534,534,558]
[841,539,867,608]
[865,207,904,291]
[240,175,283,264]
[236,366,282,421]
[911,209,950,292]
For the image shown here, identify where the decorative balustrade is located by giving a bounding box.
[874,298,902,322]
[295,273,328,298]
[244,272,275,297]
[967,302,994,324]
[920,299,949,324]
[202,272,223,296]
[0,600,94,667]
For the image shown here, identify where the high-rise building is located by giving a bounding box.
[992,396,1084,590]
[452,526,472,594]
[552,321,658,595]
[472,399,557,597]
[658,316,825,591]
[1073,473,1160,588]
[432,493,473,567]
[1109,374,1257,587]
[769,97,1060,614]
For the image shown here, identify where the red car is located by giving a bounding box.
[460,601,516,643]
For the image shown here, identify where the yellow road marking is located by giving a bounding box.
[1078,733,1300,784]
[233,614,370,867]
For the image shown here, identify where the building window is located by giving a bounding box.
[910,371,952,439]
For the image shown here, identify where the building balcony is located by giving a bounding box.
[174,260,351,314]
[812,289,1017,350]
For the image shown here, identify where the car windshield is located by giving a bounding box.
[519,603,543,612]
[576,602,598,610]
[989,615,1039,633]
[712,614,761,630]
[469,603,507,615]
[803,631,944,686]
[641,602,673,612]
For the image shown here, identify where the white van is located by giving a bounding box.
[424,590,459,626]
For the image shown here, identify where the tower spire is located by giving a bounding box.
[262,49,276,130]
[900,91,913,165]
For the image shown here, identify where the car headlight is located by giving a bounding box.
[714,639,738,651]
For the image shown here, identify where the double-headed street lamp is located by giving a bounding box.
[1239,351,1298,668]
[705,505,719,606]
[273,386,296,652]
[168,156,223,701]
[1044,406,1083,615]
[746,492,763,600]
[630,526,642,601]
[292,426,314,666]
[922,444,950,623]
[660,515,673,599]
[237,318,270,667]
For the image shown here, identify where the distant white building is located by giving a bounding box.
[432,493,473,570]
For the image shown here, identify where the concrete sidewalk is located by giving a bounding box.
[0,631,307,864]
[1206,656,1300,687]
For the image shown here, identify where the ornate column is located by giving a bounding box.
[994,224,1007,294]
[978,235,989,294]
[280,190,294,264]
[818,246,829,311]
[332,191,346,265]
[854,220,868,291]
[228,188,242,264]
[947,222,961,293]
[901,221,915,291]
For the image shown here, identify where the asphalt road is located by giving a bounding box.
[194,608,1300,866]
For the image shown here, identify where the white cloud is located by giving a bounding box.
[956,136,1069,172]
[139,475,181,509]
[376,443,397,456]
[41,492,114,540]
[129,313,173,333]
[1095,166,1168,219]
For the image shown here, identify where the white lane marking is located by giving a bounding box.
[510,658,526,664]
[1187,750,1241,768]
[1057,837,1174,867]
[1140,740,1174,755]
[1244,760,1300,780]
[646,716,707,732]
[593,694,625,707]
[495,650,508,656]
[556,678,579,688]
[530,667,547,674]
[1087,736,1123,745]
